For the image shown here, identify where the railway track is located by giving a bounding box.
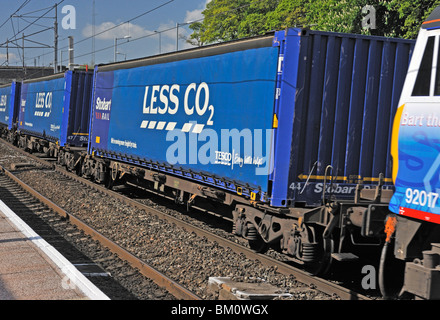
[0,138,372,300]
[0,164,197,300]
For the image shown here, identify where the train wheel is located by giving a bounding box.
[379,239,405,299]
[246,223,269,254]
[248,236,270,254]
[111,162,119,181]
[105,173,114,190]
[57,150,64,166]
[304,234,334,276]
[75,158,83,176]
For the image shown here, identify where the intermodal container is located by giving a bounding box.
[89,28,415,207]
[18,70,93,147]
[270,29,415,207]
[0,81,21,130]
[90,36,278,199]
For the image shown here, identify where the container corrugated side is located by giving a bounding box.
[270,29,415,207]
[60,71,93,147]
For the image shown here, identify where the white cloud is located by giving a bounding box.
[184,0,211,24]
[157,21,178,39]
[79,0,212,56]
[184,8,203,23]
[82,21,153,40]
[0,53,18,63]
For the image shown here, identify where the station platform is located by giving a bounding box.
[0,200,109,300]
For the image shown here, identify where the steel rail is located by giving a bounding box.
[0,164,201,301]
[65,169,371,300]
[0,139,371,300]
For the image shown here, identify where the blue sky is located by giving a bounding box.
[0,0,210,68]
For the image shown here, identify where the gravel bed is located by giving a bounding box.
[0,142,335,300]
[0,169,175,300]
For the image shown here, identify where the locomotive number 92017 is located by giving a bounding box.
[405,188,439,209]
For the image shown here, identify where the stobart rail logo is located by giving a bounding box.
[95,97,111,120]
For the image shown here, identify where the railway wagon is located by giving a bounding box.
[0,81,21,141]
[79,28,416,275]
[17,70,93,161]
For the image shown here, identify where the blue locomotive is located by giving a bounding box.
[385,6,440,299]
[3,11,440,298]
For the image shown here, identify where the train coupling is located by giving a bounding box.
[346,204,389,238]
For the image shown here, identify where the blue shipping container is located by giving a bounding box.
[89,28,415,207]
[0,82,21,130]
[19,73,65,142]
[90,37,278,198]
[270,29,415,207]
[18,71,93,146]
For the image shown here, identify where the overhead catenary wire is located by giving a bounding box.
[23,0,175,65]
[0,0,32,31]
[5,0,253,68]
[12,4,59,18]
[3,0,175,66]
[61,1,253,65]
[62,1,255,65]
[1,0,65,47]
[66,17,204,63]
[66,1,255,65]
[0,0,65,68]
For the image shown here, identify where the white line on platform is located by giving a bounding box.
[0,200,110,300]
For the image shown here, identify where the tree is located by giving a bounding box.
[305,0,405,38]
[189,0,440,44]
[192,0,252,44]
[389,0,440,39]
[187,21,206,46]
[265,0,308,30]
[189,0,307,45]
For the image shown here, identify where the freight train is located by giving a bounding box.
[1,8,440,299]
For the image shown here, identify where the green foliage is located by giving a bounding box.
[265,0,307,30]
[188,0,307,45]
[188,0,440,45]
[305,0,405,38]
[389,0,440,38]
[306,0,359,34]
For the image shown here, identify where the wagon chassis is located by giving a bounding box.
[50,142,393,276]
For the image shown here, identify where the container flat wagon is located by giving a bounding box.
[79,29,415,274]
[16,70,93,160]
